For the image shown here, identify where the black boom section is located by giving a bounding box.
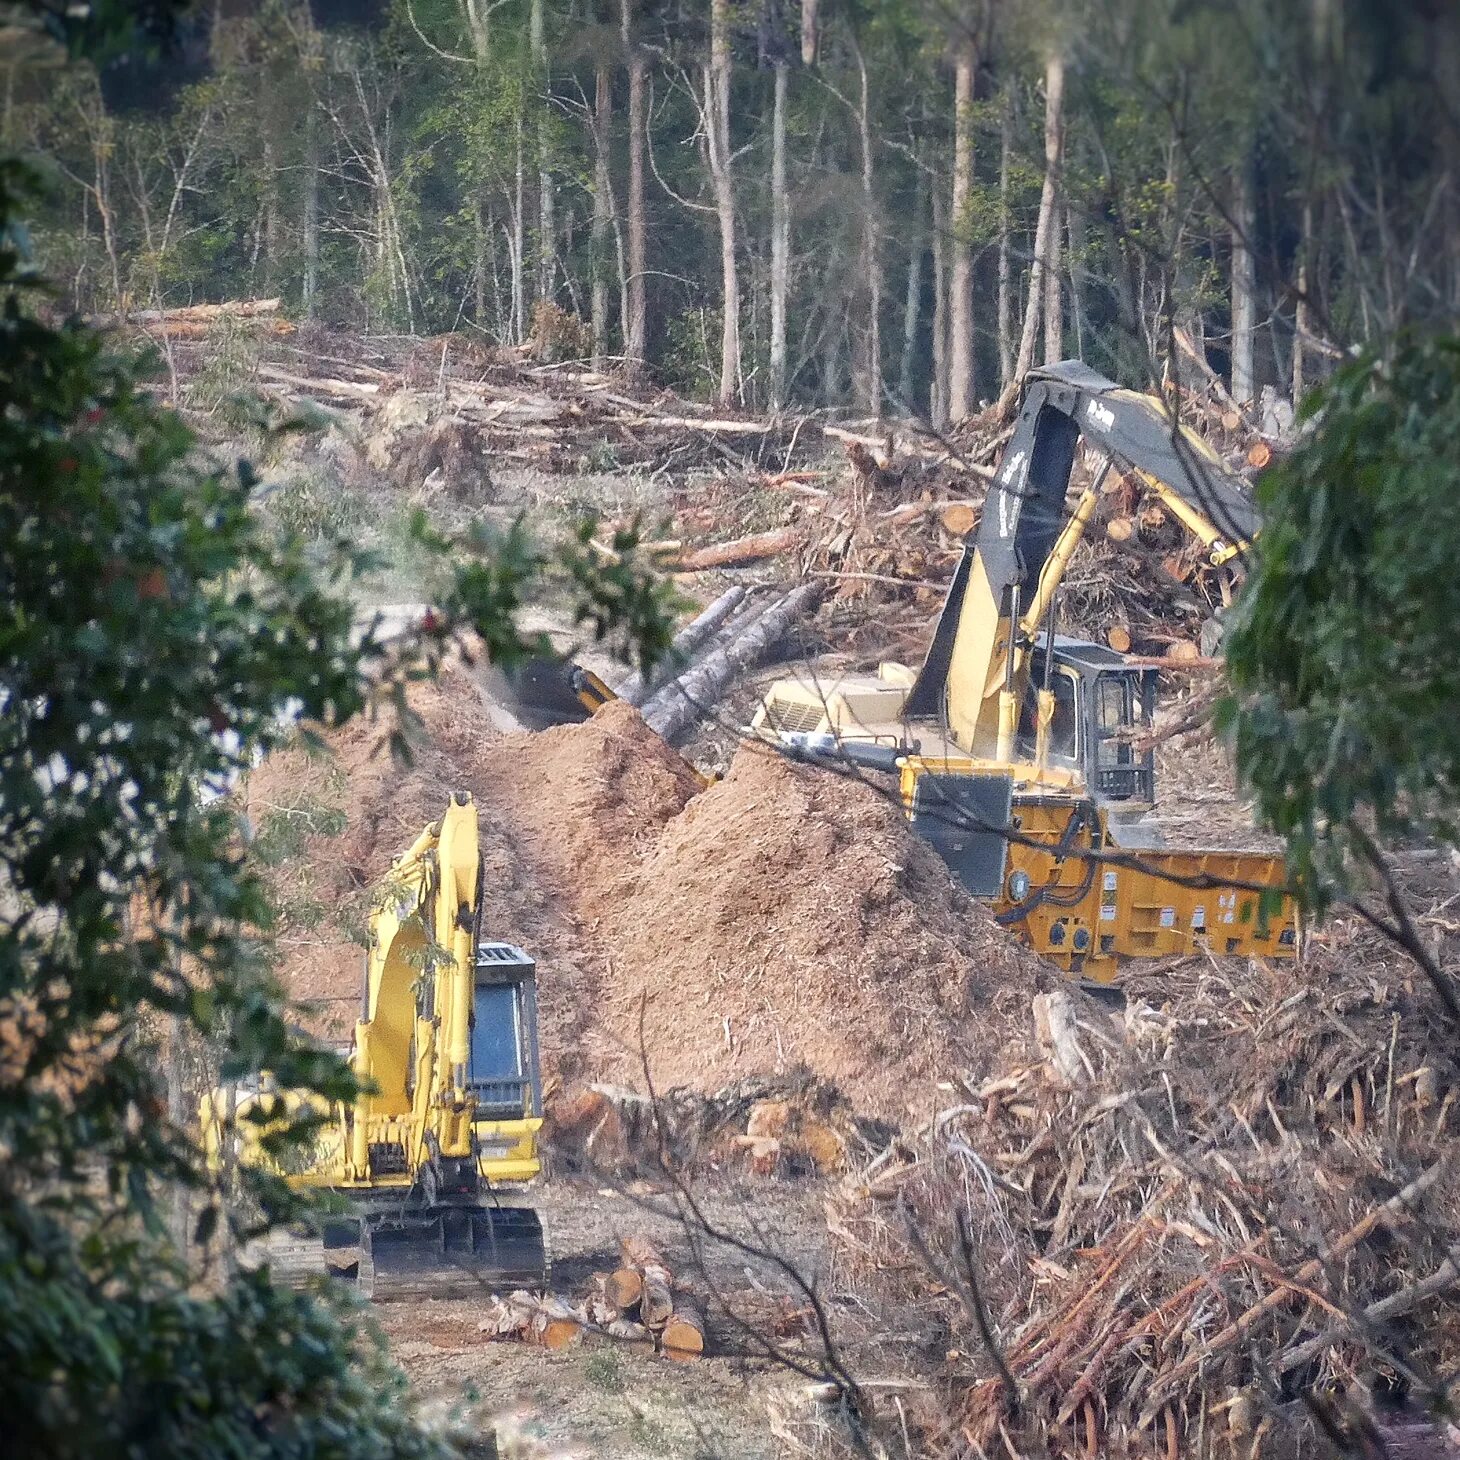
[905,361,1259,724]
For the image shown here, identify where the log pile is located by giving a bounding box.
[831,924,1460,1457]
[542,1071,897,1179]
[479,1236,709,1362]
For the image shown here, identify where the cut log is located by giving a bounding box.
[480,1291,582,1349]
[1246,441,1273,470]
[604,1318,654,1349]
[619,1235,675,1329]
[1106,625,1132,654]
[605,1266,644,1313]
[1164,640,1201,663]
[661,1296,708,1362]
[673,527,803,572]
[1105,517,1135,543]
[641,582,821,745]
[939,502,977,537]
[617,586,749,705]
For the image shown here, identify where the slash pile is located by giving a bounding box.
[832,932,1460,1457]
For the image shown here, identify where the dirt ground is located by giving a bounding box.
[378,1175,853,1460]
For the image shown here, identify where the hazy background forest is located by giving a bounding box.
[11,0,1460,417]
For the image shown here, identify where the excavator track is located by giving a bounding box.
[247,1203,548,1300]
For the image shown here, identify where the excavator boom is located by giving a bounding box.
[203,794,547,1297]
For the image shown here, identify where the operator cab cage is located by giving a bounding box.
[1019,636,1158,808]
[469,942,543,1121]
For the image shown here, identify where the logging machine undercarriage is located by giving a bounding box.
[201,795,546,1298]
[753,361,1297,980]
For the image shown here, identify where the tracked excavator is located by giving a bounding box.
[752,361,1298,979]
[201,793,546,1298]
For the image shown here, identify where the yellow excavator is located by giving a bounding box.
[752,361,1297,980]
[201,793,546,1297]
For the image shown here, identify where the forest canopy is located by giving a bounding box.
[7,0,1459,414]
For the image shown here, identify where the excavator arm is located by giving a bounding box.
[904,360,1259,757]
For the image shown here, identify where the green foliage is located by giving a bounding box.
[1221,335,1460,907]
[0,157,672,1454]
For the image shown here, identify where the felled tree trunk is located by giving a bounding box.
[619,1235,675,1329]
[618,586,749,704]
[641,583,820,745]
[661,1296,707,1361]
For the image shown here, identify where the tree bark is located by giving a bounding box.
[622,0,648,375]
[619,1235,675,1328]
[531,0,555,302]
[855,49,881,417]
[947,40,977,422]
[930,181,949,424]
[1293,198,1312,403]
[1230,159,1256,404]
[591,61,612,364]
[641,584,820,745]
[707,0,741,405]
[769,61,790,411]
[899,159,927,408]
[997,89,1014,391]
[1043,191,1063,364]
[801,0,820,65]
[301,99,319,320]
[998,50,1065,418]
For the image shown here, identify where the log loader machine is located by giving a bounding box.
[201,793,546,1298]
[751,361,1298,980]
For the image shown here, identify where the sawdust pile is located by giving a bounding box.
[477,697,704,910]
[583,744,1052,1119]
[249,674,1047,1120]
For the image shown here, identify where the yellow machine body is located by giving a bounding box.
[202,794,547,1296]
[896,756,1295,981]
[754,361,1296,976]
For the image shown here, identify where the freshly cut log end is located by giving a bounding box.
[1106,625,1132,654]
[939,502,977,537]
[606,1267,644,1312]
[1105,516,1135,543]
[1247,441,1274,470]
[661,1300,707,1363]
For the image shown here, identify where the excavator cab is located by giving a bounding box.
[1019,638,1157,807]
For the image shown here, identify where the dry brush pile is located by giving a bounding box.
[829,936,1460,1458]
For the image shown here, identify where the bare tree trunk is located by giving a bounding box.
[1065,203,1086,359]
[512,105,526,342]
[474,199,488,326]
[592,61,612,363]
[1231,160,1256,404]
[532,0,555,303]
[997,89,1014,391]
[622,0,647,375]
[899,159,927,408]
[769,60,790,411]
[801,0,820,66]
[947,40,976,422]
[998,51,1065,418]
[855,49,881,416]
[1043,193,1063,364]
[931,181,948,424]
[302,99,319,319]
[1293,198,1312,403]
[707,0,740,405]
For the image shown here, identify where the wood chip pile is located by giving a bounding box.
[831,942,1460,1457]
